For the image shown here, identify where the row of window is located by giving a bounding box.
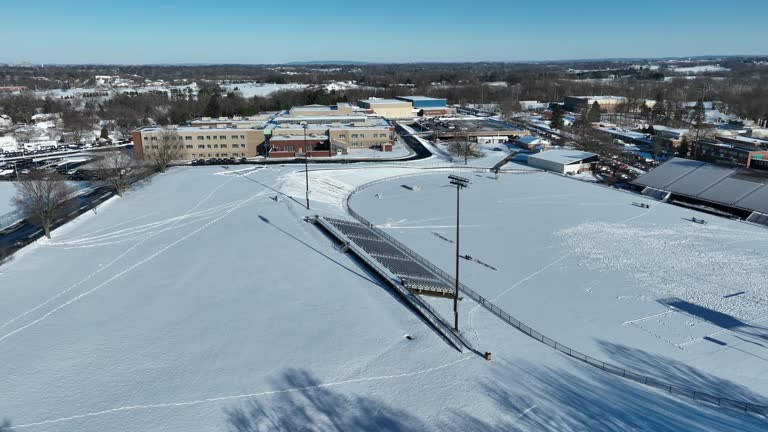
[190,153,244,159]
[337,133,390,139]
[145,135,248,141]
[194,135,246,141]
[193,143,246,149]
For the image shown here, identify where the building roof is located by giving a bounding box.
[358,98,410,105]
[528,149,597,165]
[633,157,768,214]
[517,135,549,145]
[396,96,446,102]
[567,96,627,101]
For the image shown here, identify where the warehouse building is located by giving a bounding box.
[396,96,447,109]
[632,157,768,224]
[564,96,628,113]
[527,149,598,174]
[132,125,265,161]
[357,98,414,119]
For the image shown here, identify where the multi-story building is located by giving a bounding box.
[693,139,768,168]
[132,125,265,161]
[133,104,398,161]
[266,117,395,158]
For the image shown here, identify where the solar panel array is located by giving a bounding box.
[633,158,768,214]
[323,217,455,296]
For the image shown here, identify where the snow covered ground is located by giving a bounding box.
[0,164,766,431]
[220,83,309,98]
[351,171,768,407]
[672,65,730,74]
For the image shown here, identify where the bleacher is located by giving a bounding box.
[322,217,455,297]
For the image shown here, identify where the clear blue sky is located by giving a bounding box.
[1,0,766,64]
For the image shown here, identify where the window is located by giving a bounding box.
[360,134,365,138]
[197,136,204,140]
[150,136,157,141]
[185,136,192,141]
[284,145,295,152]
[240,135,245,139]
[212,135,218,140]
[191,154,196,158]
[220,144,227,148]
[206,136,211,140]
[338,134,347,139]
[215,153,220,157]
[231,135,238,139]
[351,134,359,138]
[198,144,205,149]
[220,135,226,140]
[214,144,219,149]
[185,145,193,149]
[207,144,212,148]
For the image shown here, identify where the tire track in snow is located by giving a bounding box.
[0,188,263,344]
[0,174,243,337]
[9,355,473,430]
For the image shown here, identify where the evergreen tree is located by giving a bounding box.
[678,136,690,158]
[588,101,602,123]
[204,94,222,118]
[640,103,651,119]
[550,105,565,129]
[692,99,706,140]
[100,127,109,140]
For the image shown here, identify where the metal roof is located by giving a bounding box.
[632,158,706,189]
[396,96,446,101]
[632,157,768,214]
[528,149,597,165]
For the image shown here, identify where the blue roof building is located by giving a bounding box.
[395,96,447,109]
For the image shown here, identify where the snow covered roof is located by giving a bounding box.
[528,149,597,165]
[358,99,409,105]
[633,157,768,213]
[517,135,549,145]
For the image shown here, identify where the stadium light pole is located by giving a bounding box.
[449,174,469,333]
[301,121,310,210]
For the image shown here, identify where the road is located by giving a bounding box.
[0,186,114,250]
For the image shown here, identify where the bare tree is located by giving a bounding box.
[447,139,476,164]
[13,170,76,239]
[61,109,95,145]
[93,150,144,196]
[13,127,36,144]
[499,96,521,121]
[144,129,182,172]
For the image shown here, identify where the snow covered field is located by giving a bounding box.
[351,170,768,406]
[672,65,730,74]
[220,83,309,98]
[0,164,766,431]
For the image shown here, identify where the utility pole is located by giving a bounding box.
[448,175,469,333]
[301,122,310,210]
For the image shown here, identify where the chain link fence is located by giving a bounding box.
[344,175,768,419]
